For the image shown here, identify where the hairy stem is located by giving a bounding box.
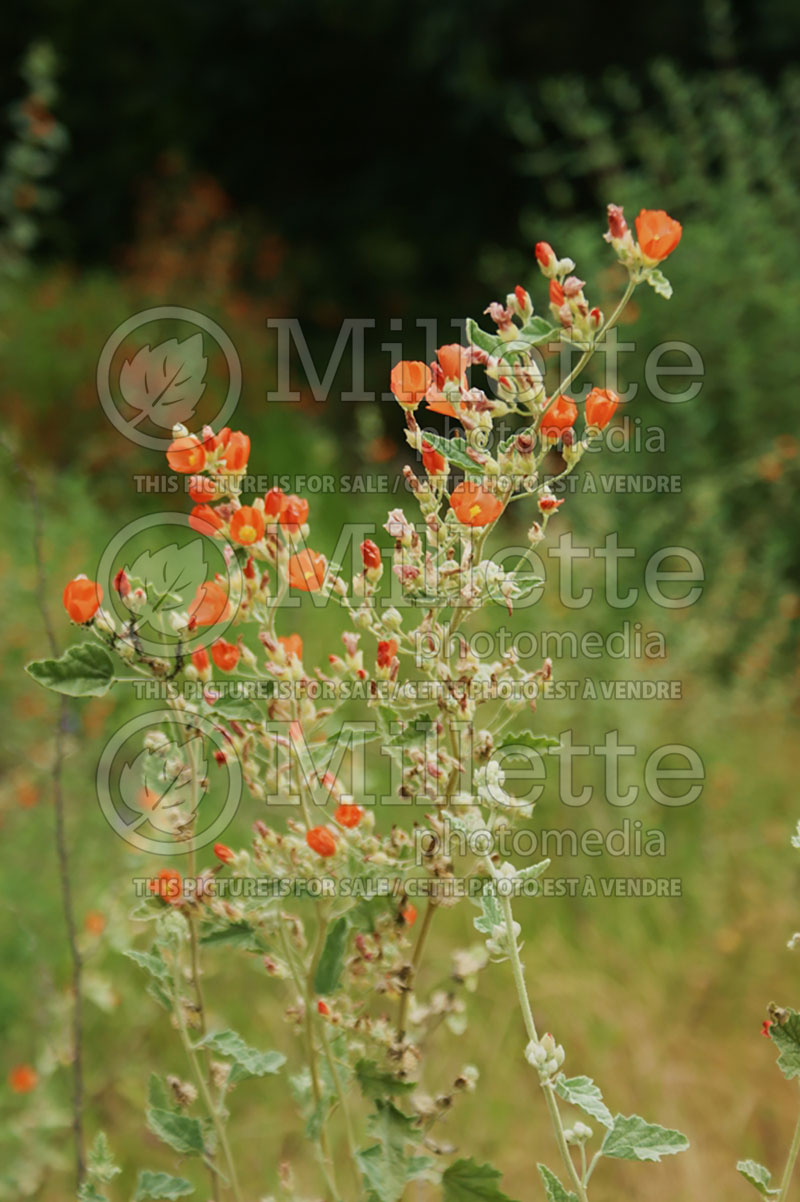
[499,892,589,1202]
[172,950,242,1202]
[777,1092,800,1202]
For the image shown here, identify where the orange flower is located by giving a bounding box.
[377,639,398,668]
[62,576,103,623]
[288,549,327,591]
[191,647,210,673]
[317,999,330,1015]
[188,580,230,626]
[535,241,555,268]
[585,387,620,431]
[264,487,286,519]
[361,539,381,570]
[402,903,417,926]
[8,1065,38,1094]
[449,480,504,527]
[421,440,446,476]
[211,639,240,672]
[167,435,206,474]
[425,392,458,419]
[230,505,265,546]
[188,475,218,503]
[220,430,250,472]
[278,633,303,660]
[148,868,183,903]
[549,280,565,306]
[635,209,682,262]
[279,495,309,530]
[436,344,469,384]
[334,802,364,828]
[213,842,235,863]
[306,826,337,857]
[203,426,231,451]
[84,910,106,936]
[390,360,432,409]
[540,395,578,441]
[189,504,224,535]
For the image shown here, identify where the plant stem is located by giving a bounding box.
[172,954,242,1202]
[396,898,437,1040]
[499,893,589,1202]
[9,448,85,1188]
[777,1092,800,1202]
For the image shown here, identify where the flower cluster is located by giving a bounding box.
[35,203,688,1202]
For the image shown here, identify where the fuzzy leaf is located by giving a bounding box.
[86,1132,121,1184]
[415,430,485,476]
[472,888,504,935]
[313,916,349,995]
[442,1157,519,1202]
[465,317,503,357]
[600,1114,689,1162]
[537,1165,578,1202]
[78,1186,108,1202]
[209,695,266,722]
[768,1007,800,1080]
[197,1029,285,1084]
[736,1159,778,1196]
[199,920,263,950]
[355,1058,415,1100]
[519,316,560,345]
[495,731,561,757]
[554,1075,613,1129]
[644,268,673,300]
[357,1101,428,1202]
[26,643,115,697]
[124,948,170,981]
[146,1107,205,1156]
[134,1171,195,1201]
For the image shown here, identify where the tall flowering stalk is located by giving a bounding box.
[30,204,689,1202]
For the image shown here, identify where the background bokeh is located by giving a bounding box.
[1,0,799,1198]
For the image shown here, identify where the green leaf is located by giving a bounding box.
[442,1157,519,1202]
[86,1131,121,1184]
[78,1185,108,1202]
[644,268,673,300]
[209,695,266,722]
[134,1171,195,1201]
[197,1029,285,1085]
[600,1114,689,1162]
[768,1007,800,1080]
[495,731,561,757]
[466,317,503,357]
[26,643,115,697]
[146,1107,206,1156]
[199,920,263,951]
[472,888,503,935]
[147,1074,170,1111]
[313,915,349,995]
[325,724,382,747]
[415,430,484,477]
[736,1160,778,1196]
[519,316,561,345]
[536,1165,578,1202]
[125,947,170,981]
[356,1101,427,1202]
[354,1058,415,1100]
[554,1075,613,1129]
